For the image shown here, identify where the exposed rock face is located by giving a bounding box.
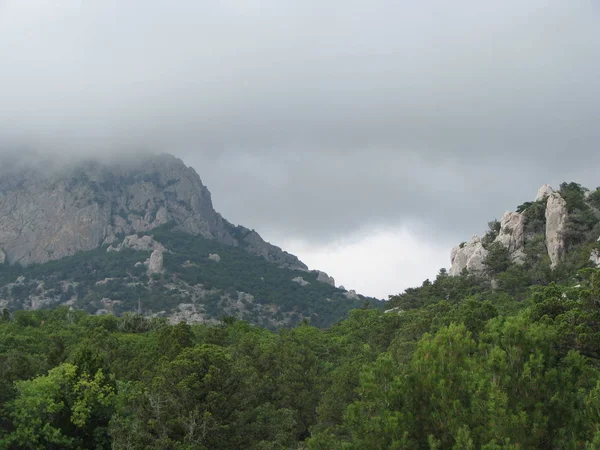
[344,289,360,300]
[208,253,221,262]
[590,249,600,268]
[496,212,525,252]
[107,235,165,253]
[292,276,310,286]
[314,270,335,287]
[535,184,554,202]
[545,192,568,268]
[495,211,526,264]
[168,303,210,325]
[0,249,5,265]
[235,229,305,269]
[0,153,306,269]
[146,249,164,275]
[449,235,489,276]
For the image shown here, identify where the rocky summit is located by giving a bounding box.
[449,182,600,277]
[0,153,376,328]
[0,153,304,269]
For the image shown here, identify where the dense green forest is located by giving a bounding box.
[2,182,600,449]
[2,265,600,449]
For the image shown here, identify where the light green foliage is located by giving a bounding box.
[5,363,114,450]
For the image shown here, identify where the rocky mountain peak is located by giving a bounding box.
[449,184,578,275]
[0,153,306,269]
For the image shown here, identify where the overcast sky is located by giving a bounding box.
[1,1,599,298]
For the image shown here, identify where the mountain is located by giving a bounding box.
[0,153,377,328]
[0,152,303,268]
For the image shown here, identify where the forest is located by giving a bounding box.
[1,266,600,449]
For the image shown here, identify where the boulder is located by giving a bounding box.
[545,192,568,268]
[449,235,489,276]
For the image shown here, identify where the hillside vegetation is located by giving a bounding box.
[2,182,600,449]
[0,225,374,329]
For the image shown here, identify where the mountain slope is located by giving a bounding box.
[0,153,377,327]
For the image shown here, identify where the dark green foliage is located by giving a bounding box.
[481,219,501,248]
[387,269,489,311]
[150,228,376,327]
[483,242,512,275]
[4,183,600,448]
[0,228,380,329]
[558,182,599,249]
[559,182,589,213]
[3,267,600,448]
[588,187,600,211]
[521,199,546,235]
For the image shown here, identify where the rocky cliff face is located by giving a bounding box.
[0,153,306,269]
[545,192,568,269]
[449,235,488,276]
[535,184,554,202]
[450,184,576,275]
[495,211,526,263]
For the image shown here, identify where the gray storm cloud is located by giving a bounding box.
[0,0,599,242]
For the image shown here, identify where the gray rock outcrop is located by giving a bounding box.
[314,270,335,287]
[590,249,600,268]
[545,192,568,268]
[146,249,164,275]
[168,303,209,324]
[292,276,310,286]
[0,249,5,265]
[0,153,306,269]
[495,211,526,264]
[535,184,554,202]
[208,253,221,262]
[449,235,489,276]
[344,289,360,300]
